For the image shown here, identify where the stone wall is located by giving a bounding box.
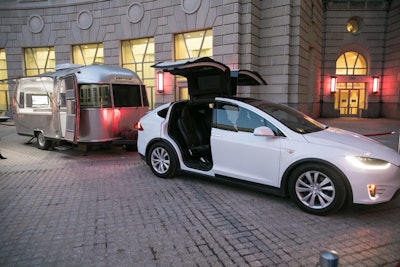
[382,0,400,119]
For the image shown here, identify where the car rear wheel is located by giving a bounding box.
[37,132,51,150]
[148,142,178,178]
[288,163,346,215]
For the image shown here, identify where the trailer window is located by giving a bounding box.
[113,84,147,107]
[79,84,111,108]
[25,94,50,108]
[19,92,24,108]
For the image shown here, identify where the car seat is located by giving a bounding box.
[177,107,211,159]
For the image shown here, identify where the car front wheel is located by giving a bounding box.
[288,163,346,215]
[148,142,178,179]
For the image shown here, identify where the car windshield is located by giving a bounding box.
[243,99,325,134]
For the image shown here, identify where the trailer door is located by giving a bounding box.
[63,75,80,143]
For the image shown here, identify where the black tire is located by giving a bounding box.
[37,132,51,150]
[147,142,178,178]
[288,163,346,215]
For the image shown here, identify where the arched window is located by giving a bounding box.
[335,51,367,75]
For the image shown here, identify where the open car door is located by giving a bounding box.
[152,57,232,100]
[230,69,267,95]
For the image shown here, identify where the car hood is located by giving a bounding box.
[303,127,400,166]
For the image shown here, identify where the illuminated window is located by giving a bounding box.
[336,52,367,75]
[72,43,103,65]
[121,38,154,108]
[175,29,213,61]
[24,47,55,76]
[0,49,9,113]
[174,29,213,100]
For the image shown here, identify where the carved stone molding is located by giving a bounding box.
[127,2,144,23]
[181,0,201,14]
[77,10,93,30]
[27,15,44,33]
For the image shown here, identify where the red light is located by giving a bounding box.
[372,77,379,93]
[134,121,143,131]
[330,76,337,93]
[157,71,164,93]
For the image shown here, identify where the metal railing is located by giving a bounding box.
[363,130,400,154]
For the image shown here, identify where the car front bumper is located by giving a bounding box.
[349,163,400,205]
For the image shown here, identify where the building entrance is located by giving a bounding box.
[339,89,359,116]
[336,82,365,117]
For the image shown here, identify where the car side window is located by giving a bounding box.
[213,102,238,131]
[236,106,283,136]
[236,107,265,132]
[213,101,283,136]
[157,107,168,118]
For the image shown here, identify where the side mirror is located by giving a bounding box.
[253,126,275,136]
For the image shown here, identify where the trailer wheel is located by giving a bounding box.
[37,132,51,150]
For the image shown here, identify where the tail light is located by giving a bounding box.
[134,121,143,131]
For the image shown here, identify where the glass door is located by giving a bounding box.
[337,82,366,117]
[339,89,358,116]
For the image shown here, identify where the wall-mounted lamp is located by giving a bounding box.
[157,71,164,93]
[330,76,337,93]
[372,76,379,93]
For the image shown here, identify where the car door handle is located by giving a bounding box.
[212,133,221,137]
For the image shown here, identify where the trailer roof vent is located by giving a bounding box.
[55,63,83,71]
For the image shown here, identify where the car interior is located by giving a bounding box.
[168,101,214,171]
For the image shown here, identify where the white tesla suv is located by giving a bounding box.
[136,57,400,215]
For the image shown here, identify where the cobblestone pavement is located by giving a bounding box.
[0,119,400,267]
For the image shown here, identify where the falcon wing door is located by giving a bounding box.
[230,69,267,95]
[152,57,232,100]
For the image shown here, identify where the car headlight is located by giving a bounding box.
[346,156,391,170]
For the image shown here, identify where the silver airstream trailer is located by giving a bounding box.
[12,64,149,150]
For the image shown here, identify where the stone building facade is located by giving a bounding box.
[0,0,399,119]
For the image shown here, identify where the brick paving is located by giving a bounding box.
[0,119,400,266]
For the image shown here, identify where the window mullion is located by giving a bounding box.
[197,30,206,58]
[183,34,191,59]
[44,47,50,72]
[129,40,137,65]
[79,45,86,66]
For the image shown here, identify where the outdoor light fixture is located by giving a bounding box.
[372,76,379,93]
[157,71,164,93]
[330,76,337,93]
